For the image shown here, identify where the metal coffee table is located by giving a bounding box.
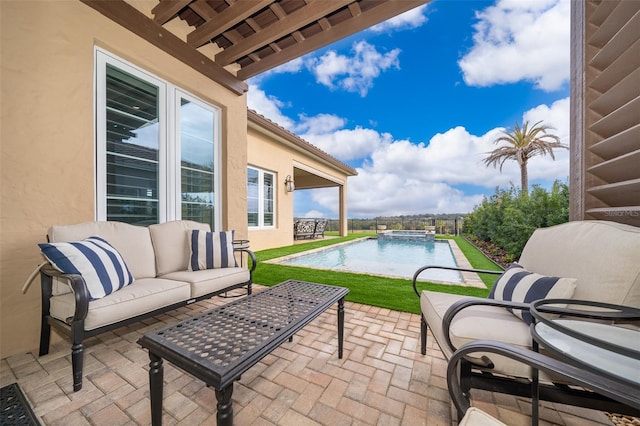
[137,280,349,425]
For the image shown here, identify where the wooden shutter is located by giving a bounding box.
[571,1,640,227]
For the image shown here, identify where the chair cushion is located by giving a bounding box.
[49,278,190,330]
[421,290,536,378]
[188,230,237,270]
[161,267,250,298]
[489,263,577,324]
[39,236,134,300]
[519,220,640,307]
[149,220,211,275]
[458,407,506,426]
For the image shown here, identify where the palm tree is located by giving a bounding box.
[484,120,567,195]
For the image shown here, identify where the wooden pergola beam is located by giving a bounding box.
[216,0,353,67]
[151,0,191,25]
[187,0,273,48]
[81,0,247,95]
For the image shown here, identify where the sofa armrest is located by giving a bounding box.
[234,247,257,274]
[40,264,89,323]
[412,265,502,297]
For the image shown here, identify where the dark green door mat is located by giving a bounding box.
[0,383,40,425]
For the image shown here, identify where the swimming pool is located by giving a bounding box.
[274,238,463,283]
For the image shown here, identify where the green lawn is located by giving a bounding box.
[250,233,503,315]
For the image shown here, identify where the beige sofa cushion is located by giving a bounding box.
[161,268,250,298]
[48,221,156,279]
[519,220,640,307]
[148,220,210,276]
[50,278,191,330]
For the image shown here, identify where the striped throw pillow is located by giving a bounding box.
[188,230,237,270]
[489,263,577,324]
[39,236,134,301]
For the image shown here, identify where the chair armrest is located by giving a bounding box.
[447,340,640,420]
[412,265,502,297]
[531,299,640,322]
[40,264,89,323]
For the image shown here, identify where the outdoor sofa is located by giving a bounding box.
[413,220,640,418]
[38,220,256,391]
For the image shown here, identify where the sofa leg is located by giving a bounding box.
[71,342,84,391]
[39,272,52,356]
[39,318,51,356]
[71,321,85,391]
[420,315,427,355]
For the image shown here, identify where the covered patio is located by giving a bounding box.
[2,0,639,424]
[1,285,614,426]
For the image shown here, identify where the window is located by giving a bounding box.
[247,167,274,228]
[96,50,220,229]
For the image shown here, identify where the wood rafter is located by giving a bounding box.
[215,0,353,67]
[81,0,247,95]
[152,0,191,25]
[187,0,273,48]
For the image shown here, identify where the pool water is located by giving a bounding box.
[277,238,462,283]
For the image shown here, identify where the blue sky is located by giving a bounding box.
[247,0,571,219]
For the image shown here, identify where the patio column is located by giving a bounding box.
[339,185,348,236]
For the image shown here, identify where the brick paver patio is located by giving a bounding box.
[1,286,614,425]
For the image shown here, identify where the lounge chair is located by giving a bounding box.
[313,219,327,239]
[293,219,316,239]
[413,220,640,419]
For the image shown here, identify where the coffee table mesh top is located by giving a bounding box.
[150,281,347,370]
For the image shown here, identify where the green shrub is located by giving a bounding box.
[463,181,569,260]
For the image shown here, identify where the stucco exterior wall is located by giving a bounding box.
[246,128,295,250]
[0,0,248,358]
[246,125,349,251]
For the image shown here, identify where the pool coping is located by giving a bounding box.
[265,237,487,288]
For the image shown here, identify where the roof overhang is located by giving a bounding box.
[82,0,430,95]
[248,109,357,178]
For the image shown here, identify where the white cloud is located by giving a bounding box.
[308,41,401,96]
[246,84,295,130]
[370,5,429,32]
[249,58,305,85]
[301,209,326,219]
[250,83,569,217]
[295,113,346,134]
[313,98,569,216]
[459,0,570,91]
[301,126,392,162]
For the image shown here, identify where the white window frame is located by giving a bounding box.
[95,48,221,229]
[173,90,221,226]
[247,166,275,229]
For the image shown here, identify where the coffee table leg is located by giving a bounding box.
[148,352,164,426]
[215,385,234,426]
[338,297,345,359]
